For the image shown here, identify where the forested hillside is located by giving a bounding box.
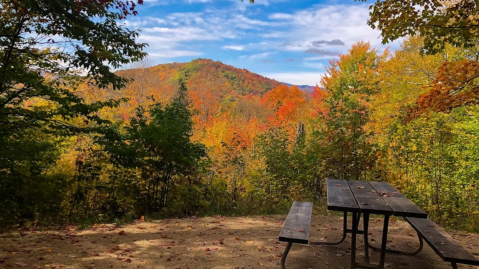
[2,34,479,231]
[79,58,284,122]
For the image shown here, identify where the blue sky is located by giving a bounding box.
[123,0,398,86]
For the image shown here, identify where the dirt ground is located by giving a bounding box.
[1,214,478,269]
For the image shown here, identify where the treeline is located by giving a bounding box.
[2,35,479,231]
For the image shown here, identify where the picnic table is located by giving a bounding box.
[279,179,479,269]
[325,179,427,269]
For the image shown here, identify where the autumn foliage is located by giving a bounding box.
[413,60,479,118]
[3,39,479,231]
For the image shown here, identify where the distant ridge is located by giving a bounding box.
[281,83,316,93]
[88,58,319,121]
[109,59,325,116]
[117,58,284,100]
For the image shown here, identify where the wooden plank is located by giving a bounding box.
[279,201,312,244]
[369,181,427,218]
[347,180,392,215]
[326,179,359,212]
[405,217,479,265]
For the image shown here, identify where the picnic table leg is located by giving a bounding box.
[378,215,390,269]
[451,262,458,269]
[281,242,293,269]
[363,213,370,264]
[351,212,358,269]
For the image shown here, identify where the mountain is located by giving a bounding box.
[282,83,316,93]
[82,59,323,124]
[80,59,291,122]
[114,58,285,103]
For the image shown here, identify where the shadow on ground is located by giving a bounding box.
[0,214,478,269]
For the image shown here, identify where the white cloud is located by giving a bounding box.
[255,4,400,59]
[262,72,324,86]
[260,32,286,38]
[185,0,212,3]
[222,45,246,51]
[143,27,220,41]
[131,10,243,60]
[303,61,325,69]
[284,4,396,50]
[122,1,397,71]
[165,12,205,26]
[268,13,293,20]
[148,50,203,58]
[122,17,166,28]
[234,15,280,29]
[141,0,171,6]
[305,56,339,61]
[239,52,275,60]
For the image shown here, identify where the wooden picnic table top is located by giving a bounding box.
[327,179,427,218]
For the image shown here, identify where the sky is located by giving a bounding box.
[123,0,399,86]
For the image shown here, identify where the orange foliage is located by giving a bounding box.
[411,60,479,119]
[260,84,306,126]
[310,85,328,117]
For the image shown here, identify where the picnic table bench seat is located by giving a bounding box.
[405,217,479,269]
[278,201,313,269]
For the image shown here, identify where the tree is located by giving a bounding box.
[368,36,444,136]
[0,0,146,224]
[319,42,382,180]
[0,0,146,135]
[260,85,306,126]
[362,0,479,55]
[102,80,207,212]
[361,0,479,115]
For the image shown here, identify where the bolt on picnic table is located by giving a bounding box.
[278,179,479,269]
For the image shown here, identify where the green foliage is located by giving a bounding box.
[0,128,66,226]
[319,42,380,180]
[66,140,140,222]
[3,0,479,234]
[254,127,318,207]
[0,0,146,134]
[381,106,479,230]
[102,80,207,213]
[0,0,145,226]
[361,0,479,54]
